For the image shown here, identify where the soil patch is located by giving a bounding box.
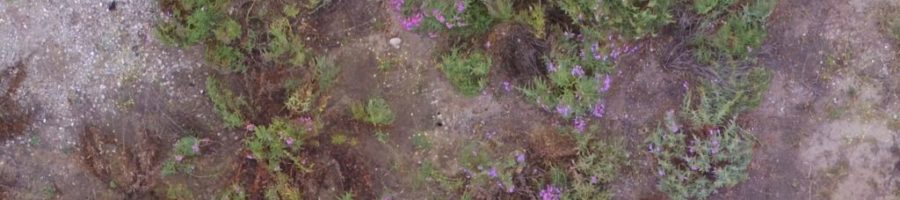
[0,59,34,142]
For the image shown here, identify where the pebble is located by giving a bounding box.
[389,37,402,49]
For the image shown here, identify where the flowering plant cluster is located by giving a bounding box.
[391,0,494,38]
[646,89,756,200]
[246,118,312,172]
[451,140,527,197]
[161,136,203,176]
[557,0,673,39]
[565,130,628,199]
[521,31,638,131]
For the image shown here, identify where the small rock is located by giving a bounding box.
[389,37,402,49]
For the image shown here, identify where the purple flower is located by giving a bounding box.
[390,0,404,11]
[485,131,496,140]
[285,137,295,146]
[506,185,516,193]
[401,13,424,30]
[571,65,585,77]
[546,62,557,72]
[539,185,562,200]
[658,169,665,176]
[175,155,184,161]
[590,176,599,184]
[601,75,612,92]
[502,81,512,92]
[192,142,200,154]
[432,9,446,23]
[455,0,466,13]
[555,104,570,117]
[488,167,498,178]
[573,117,586,133]
[591,102,605,119]
[516,152,526,163]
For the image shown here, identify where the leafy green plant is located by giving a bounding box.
[156,0,232,46]
[440,49,491,96]
[206,77,246,128]
[246,118,308,172]
[350,97,395,126]
[557,0,673,39]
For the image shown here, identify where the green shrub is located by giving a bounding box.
[440,49,491,96]
[351,97,395,126]
[206,77,246,128]
[647,118,754,200]
[558,0,673,39]
[647,74,767,199]
[693,0,737,16]
[562,134,628,200]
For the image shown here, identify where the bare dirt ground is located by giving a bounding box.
[1,0,899,199]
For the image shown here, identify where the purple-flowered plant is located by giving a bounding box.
[556,104,571,117]
[571,65,585,77]
[592,102,605,118]
[573,117,586,133]
[539,185,562,200]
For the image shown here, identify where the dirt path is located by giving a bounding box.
[0,0,228,198]
[1,0,898,199]
[715,0,900,199]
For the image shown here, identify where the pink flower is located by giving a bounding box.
[502,81,511,92]
[175,155,184,161]
[285,137,295,146]
[245,123,256,132]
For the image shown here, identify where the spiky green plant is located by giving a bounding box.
[350,97,395,126]
[440,49,491,97]
[557,0,673,39]
[206,77,246,128]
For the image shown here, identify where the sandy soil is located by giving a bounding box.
[0,0,898,199]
